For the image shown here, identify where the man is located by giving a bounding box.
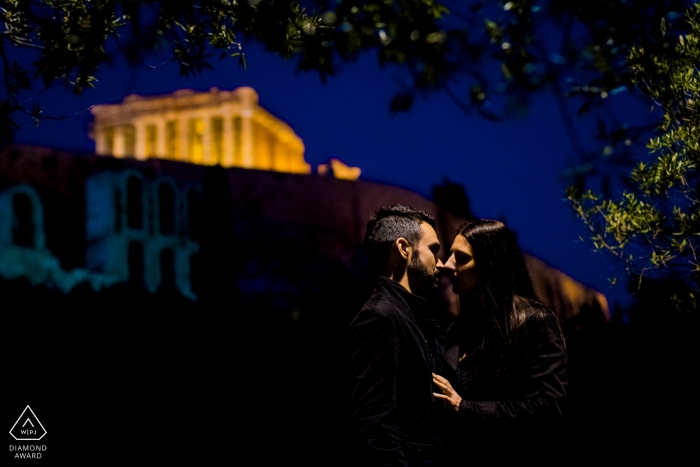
[348,204,449,467]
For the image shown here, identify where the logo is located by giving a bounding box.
[9,406,46,441]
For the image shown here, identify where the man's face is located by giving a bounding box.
[407,222,442,298]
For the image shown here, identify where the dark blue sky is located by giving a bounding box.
[14,40,646,311]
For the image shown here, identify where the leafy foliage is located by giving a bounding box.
[0,2,694,153]
[0,0,453,133]
[0,1,311,130]
[568,3,700,311]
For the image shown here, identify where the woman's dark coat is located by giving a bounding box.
[441,302,568,463]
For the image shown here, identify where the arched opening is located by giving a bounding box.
[187,190,201,242]
[12,193,35,247]
[158,183,175,236]
[128,241,144,288]
[114,189,123,233]
[126,176,143,229]
[190,252,201,298]
[160,248,176,290]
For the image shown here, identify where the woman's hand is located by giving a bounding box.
[432,373,462,412]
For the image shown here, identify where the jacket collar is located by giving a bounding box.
[374,275,432,319]
[374,276,448,372]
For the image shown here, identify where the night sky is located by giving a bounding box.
[13,39,647,311]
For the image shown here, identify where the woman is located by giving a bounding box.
[432,219,568,463]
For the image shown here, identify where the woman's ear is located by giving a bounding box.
[395,237,411,260]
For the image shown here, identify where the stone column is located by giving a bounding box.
[202,111,212,165]
[134,119,147,160]
[94,127,106,155]
[158,120,167,158]
[113,126,125,158]
[221,104,233,167]
[179,114,188,162]
[241,112,253,168]
[235,87,258,169]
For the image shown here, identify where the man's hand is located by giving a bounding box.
[432,373,461,412]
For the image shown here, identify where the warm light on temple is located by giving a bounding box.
[90,86,316,175]
[317,158,362,180]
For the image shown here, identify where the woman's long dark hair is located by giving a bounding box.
[455,219,554,380]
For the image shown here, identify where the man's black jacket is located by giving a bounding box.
[348,276,448,467]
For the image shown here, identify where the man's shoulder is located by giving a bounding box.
[352,289,408,322]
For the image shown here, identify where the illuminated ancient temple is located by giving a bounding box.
[90,86,313,174]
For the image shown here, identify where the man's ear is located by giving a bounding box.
[395,238,411,261]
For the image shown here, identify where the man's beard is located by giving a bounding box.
[407,253,440,299]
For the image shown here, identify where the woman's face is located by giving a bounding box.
[441,234,480,294]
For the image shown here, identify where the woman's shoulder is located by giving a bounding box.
[515,296,551,321]
[514,296,565,341]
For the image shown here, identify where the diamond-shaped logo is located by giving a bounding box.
[9,406,46,441]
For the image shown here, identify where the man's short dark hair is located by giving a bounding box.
[363,204,436,274]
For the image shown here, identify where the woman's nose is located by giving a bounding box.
[438,255,455,272]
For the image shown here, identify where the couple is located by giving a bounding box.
[348,205,568,466]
